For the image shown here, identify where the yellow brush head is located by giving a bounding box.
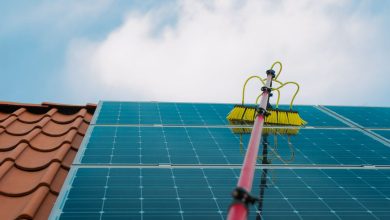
[227,105,307,126]
[226,105,257,123]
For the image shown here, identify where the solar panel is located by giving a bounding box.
[325,106,390,128]
[372,130,390,141]
[56,168,390,220]
[78,126,390,166]
[95,102,347,127]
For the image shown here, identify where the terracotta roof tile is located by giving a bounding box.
[0,101,95,220]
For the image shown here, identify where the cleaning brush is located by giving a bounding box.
[226,61,306,126]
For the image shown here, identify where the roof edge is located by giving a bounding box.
[0,101,96,114]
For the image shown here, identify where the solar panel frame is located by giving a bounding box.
[371,129,390,141]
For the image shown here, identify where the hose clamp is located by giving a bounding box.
[256,107,270,116]
[228,187,259,211]
[261,86,272,93]
[266,69,276,78]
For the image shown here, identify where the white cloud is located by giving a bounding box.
[65,0,390,106]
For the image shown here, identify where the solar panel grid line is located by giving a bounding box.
[180,110,229,216]
[95,127,118,219]
[178,122,230,219]
[99,168,111,220]
[140,168,144,220]
[343,170,390,207]
[198,168,225,219]
[315,170,380,220]
[168,168,185,220]
[138,125,142,166]
[289,169,366,220]
[191,104,246,166]
[263,177,306,220]
[157,103,186,220]
[210,104,228,126]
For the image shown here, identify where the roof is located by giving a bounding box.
[0,101,96,220]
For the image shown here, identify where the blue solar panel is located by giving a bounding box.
[95,102,347,127]
[372,130,390,141]
[325,106,390,128]
[78,126,390,166]
[56,168,390,220]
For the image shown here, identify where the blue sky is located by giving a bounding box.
[1,0,389,106]
[0,0,173,103]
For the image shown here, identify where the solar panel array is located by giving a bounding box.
[51,102,390,220]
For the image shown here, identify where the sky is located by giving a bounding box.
[1,0,389,107]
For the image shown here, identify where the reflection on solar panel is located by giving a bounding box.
[58,168,390,220]
[96,102,346,127]
[51,101,390,220]
[325,106,390,128]
[78,126,390,166]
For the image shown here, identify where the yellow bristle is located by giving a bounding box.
[265,110,278,124]
[227,107,244,121]
[286,112,297,126]
[286,112,307,126]
[277,111,289,125]
[236,108,245,120]
[297,113,307,125]
[243,108,255,122]
[227,105,307,127]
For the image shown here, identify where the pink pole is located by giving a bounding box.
[227,73,273,220]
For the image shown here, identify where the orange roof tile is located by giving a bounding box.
[0,101,96,220]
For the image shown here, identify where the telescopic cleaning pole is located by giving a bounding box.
[227,69,275,220]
